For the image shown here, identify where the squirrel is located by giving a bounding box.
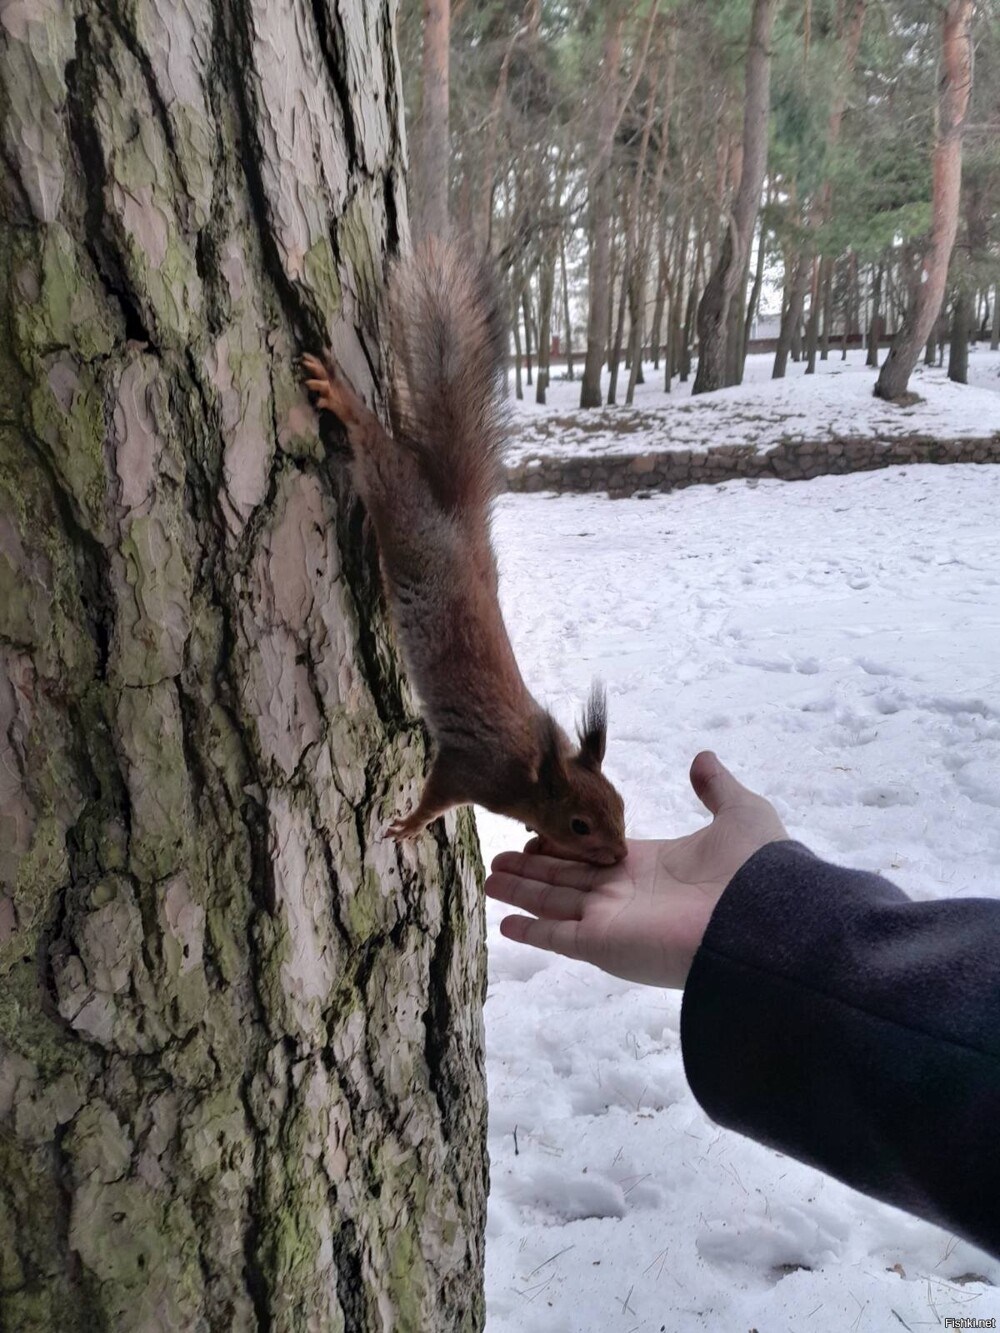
[302,238,627,866]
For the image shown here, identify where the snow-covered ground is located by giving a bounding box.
[505,346,1000,465]
[476,461,1000,1332]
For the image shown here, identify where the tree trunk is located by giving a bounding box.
[0,5,488,1331]
[512,290,524,399]
[774,251,810,378]
[650,238,667,371]
[580,12,625,408]
[558,234,574,379]
[666,210,689,390]
[607,266,628,405]
[413,0,451,242]
[875,0,974,400]
[680,237,702,382]
[742,220,767,373]
[724,253,748,387]
[693,0,778,394]
[948,287,971,384]
[522,285,534,385]
[819,257,834,360]
[805,256,822,374]
[535,250,556,405]
[867,262,884,367]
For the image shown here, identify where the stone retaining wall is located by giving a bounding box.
[504,434,1000,499]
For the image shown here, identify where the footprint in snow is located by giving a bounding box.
[504,1167,627,1224]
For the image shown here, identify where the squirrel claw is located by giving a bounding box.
[386,814,428,841]
[300,350,365,426]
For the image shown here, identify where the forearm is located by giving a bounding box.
[680,841,1000,1257]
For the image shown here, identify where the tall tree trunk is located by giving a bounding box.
[535,249,556,404]
[625,303,644,405]
[819,257,834,360]
[774,251,810,378]
[522,284,534,385]
[475,9,523,250]
[413,0,451,242]
[742,219,767,373]
[867,262,884,367]
[693,0,778,394]
[948,286,971,384]
[875,0,974,400]
[580,0,660,407]
[512,290,524,399]
[724,249,749,387]
[775,0,867,380]
[607,265,629,405]
[805,255,827,374]
[650,237,668,371]
[991,282,1000,352]
[580,13,625,408]
[680,236,703,382]
[666,217,689,391]
[560,232,575,377]
[0,5,487,1331]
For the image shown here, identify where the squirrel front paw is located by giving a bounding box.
[300,352,366,427]
[385,813,427,841]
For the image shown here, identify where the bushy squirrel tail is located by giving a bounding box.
[388,238,508,513]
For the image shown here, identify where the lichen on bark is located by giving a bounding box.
[0,2,487,1330]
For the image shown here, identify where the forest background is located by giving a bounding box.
[400,0,999,407]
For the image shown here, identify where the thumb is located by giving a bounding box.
[689,750,758,816]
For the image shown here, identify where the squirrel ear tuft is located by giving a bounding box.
[576,682,608,769]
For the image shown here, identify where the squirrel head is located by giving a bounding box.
[528,686,627,866]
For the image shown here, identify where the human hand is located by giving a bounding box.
[485,751,788,988]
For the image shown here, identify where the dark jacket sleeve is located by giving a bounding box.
[680,840,1000,1258]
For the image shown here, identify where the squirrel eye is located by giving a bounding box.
[571,817,591,837]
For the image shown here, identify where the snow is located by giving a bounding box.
[504,346,1000,467]
[476,457,1000,1331]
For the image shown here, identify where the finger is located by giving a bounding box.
[485,869,587,922]
[689,750,761,816]
[490,849,600,891]
[498,914,587,962]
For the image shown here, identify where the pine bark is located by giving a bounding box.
[875,0,974,401]
[692,0,777,394]
[0,3,487,1331]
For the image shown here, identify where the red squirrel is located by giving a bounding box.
[302,239,626,865]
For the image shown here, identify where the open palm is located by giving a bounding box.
[485,752,788,988]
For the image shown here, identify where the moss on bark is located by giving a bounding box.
[0,2,488,1329]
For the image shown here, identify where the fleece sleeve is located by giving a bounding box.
[680,840,1000,1258]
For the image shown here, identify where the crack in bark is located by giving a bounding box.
[65,15,157,353]
[101,5,195,227]
[305,0,360,175]
[221,0,323,349]
[238,1081,275,1333]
